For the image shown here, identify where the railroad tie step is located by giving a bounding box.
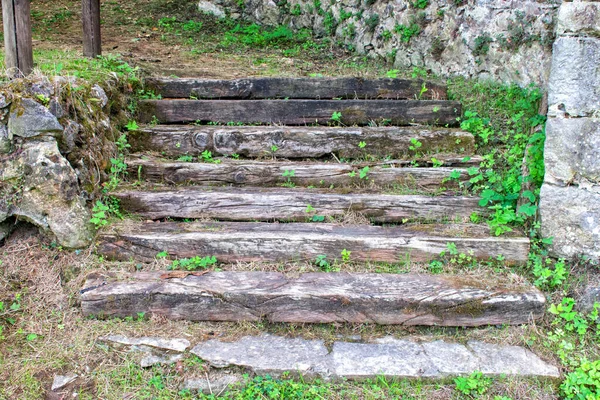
[96,221,530,264]
[138,99,461,126]
[127,156,474,189]
[114,186,482,222]
[128,125,474,158]
[81,271,544,326]
[145,76,449,100]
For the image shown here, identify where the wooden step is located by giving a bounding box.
[127,157,471,189]
[138,99,461,126]
[145,77,448,100]
[129,125,474,158]
[114,187,481,223]
[81,271,544,326]
[96,221,530,264]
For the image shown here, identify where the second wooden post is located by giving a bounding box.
[82,0,101,58]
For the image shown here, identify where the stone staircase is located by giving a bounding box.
[82,77,559,385]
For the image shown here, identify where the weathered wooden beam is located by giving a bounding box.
[144,77,448,100]
[96,221,530,264]
[82,0,102,57]
[1,0,34,76]
[137,99,461,126]
[80,271,545,326]
[114,187,481,222]
[127,157,471,189]
[129,125,474,158]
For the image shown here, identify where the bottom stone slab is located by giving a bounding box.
[190,334,560,380]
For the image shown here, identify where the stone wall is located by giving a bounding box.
[540,0,600,261]
[0,77,122,248]
[203,0,561,85]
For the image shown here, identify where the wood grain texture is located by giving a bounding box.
[82,0,102,57]
[96,221,530,264]
[127,157,471,189]
[2,0,33,76]
[114,186,481,222]
[145,77,448,100]
[137,99,461,126]
[81,271,545,326]
[129,125,474,158]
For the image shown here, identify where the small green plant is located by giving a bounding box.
[314,255,331,271]
[428,260,443,274]
[90,200,110,229]
[271,144,279,153]
[411,0,428,9]
[201,150,221,164]
[170,255,217,271]
[341,249,351,263]
[331,111,342,124]
[359,166,370,180]
[282,169,296,188]
[386,69,400,79]
[125,120,139,131]
[156,251,169,259]
[409,138,423,152]
[561,359,600,399]
[358,141,367,149]
[395,22,421,43]
[431,158,443,168]
[177,155,194,162]
[473,34,493,57]
[454,371,492,396]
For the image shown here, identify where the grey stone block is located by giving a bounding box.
[548,37,600,117]
[8,98,63,138]
[557,2,600,37]
[540,184,600,261]
[191,334,329,376]
[100,335,191,352]
[544,116,600,185]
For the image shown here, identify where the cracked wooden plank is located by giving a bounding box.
[137,99,461,126]
[145,77,448,100]
[128,125,474,158]
[96,221,530,264]
[127,156,473,189]
[114,186,481,222]
[80,271,545,326]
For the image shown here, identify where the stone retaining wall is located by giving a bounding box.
[540,0,600,261]
[203,0,561,85]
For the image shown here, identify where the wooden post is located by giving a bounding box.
[82,0,101,58]
[1,0,34,77]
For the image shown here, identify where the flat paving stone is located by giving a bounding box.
[99,334,190,352]
[191,334,560,380]
[191,334,329,376]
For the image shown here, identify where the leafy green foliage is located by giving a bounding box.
[449,81,544,236]
[454,371,492,396]
[561,359,600,400]
[237,375,329,399]
[473,34,493,57]
[341,249,351,263]
[331,111,342,123]
[169,255,217,271]
[90,201,110,229]
[314,255,331,272]
[546,298,600,367]
[394,22,421,43]
[411,0,428,9]
[201,150,221,164]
